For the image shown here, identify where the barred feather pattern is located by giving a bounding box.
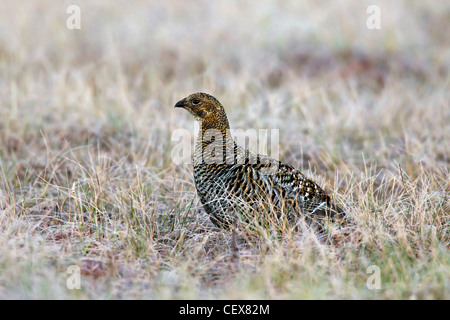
[175,92,345,230]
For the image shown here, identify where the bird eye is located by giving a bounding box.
[192,99,201,105]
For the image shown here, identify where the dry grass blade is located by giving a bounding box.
[0,0,448,299]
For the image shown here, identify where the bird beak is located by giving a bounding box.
[174,100,185,108]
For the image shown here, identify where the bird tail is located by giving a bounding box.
[309,200,345,221]
[329,202,345,220]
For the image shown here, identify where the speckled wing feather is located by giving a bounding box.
[193,146,342,229]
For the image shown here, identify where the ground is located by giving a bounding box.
[0,0,448,299]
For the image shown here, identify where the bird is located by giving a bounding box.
[174,92,345,231]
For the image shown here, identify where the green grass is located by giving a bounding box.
[0,0,448,299]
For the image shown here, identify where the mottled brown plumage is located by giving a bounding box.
[175,92,344,230]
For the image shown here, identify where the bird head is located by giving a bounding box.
[174,92,230,130]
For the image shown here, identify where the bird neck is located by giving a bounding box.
[197,113,232,145]
[194,121,239,165]
[197,123,234,148]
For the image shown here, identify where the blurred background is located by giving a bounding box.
[0,0,448,168]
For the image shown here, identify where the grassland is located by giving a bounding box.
[0,0,448,299]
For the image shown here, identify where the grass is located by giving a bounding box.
[0,0,448,299]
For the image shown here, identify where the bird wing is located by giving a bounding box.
[250,158,331,214]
